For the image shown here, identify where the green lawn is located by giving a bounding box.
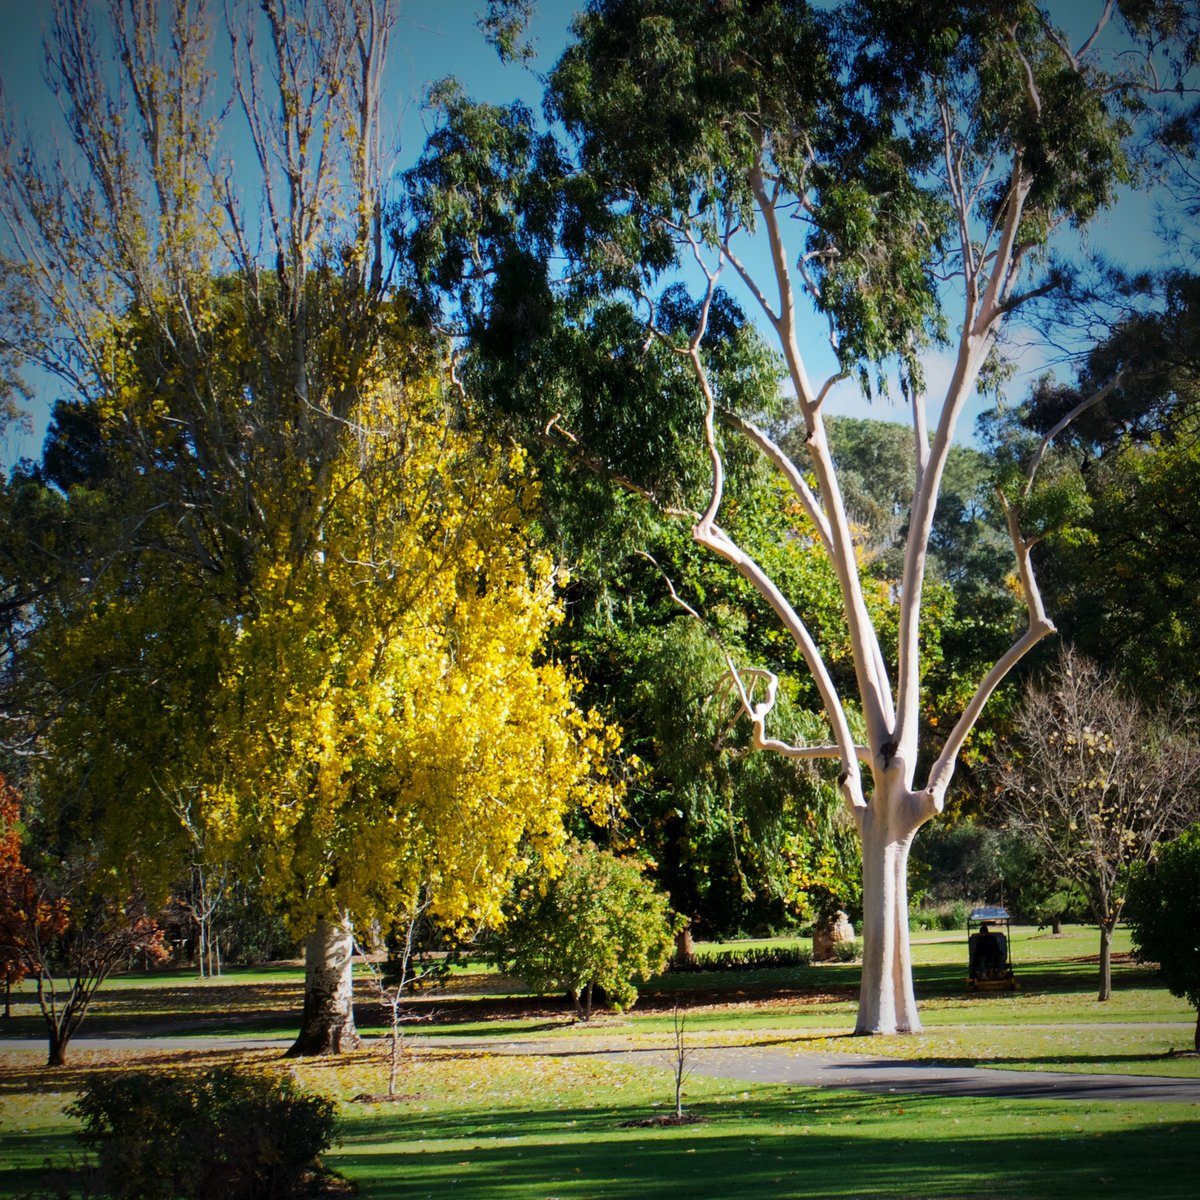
[2,925,1197,1199]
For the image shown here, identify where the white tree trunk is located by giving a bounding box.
[854,783,925,1035]
[287,915,360,1056]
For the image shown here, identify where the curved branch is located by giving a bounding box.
[924,488,1055,807]
[1022,372,1124,499]
[720,410,833,553]
[726,661,871,767]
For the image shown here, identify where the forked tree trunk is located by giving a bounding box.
[1097,920,1115,1002]
[854,788,924,1036]
[287,916,360,1056]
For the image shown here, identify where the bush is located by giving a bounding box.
[1126,825,1200,1052]
[833,939,861,963]
[909,899,970,931]
[500,840,676,1019]
[67,1066,339,1200]
[670,944,812,972]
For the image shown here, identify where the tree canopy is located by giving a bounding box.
[402,0,1200,1034]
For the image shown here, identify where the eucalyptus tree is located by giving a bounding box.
[406,0,1199,1033]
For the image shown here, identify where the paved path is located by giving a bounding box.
[4,1033,1198,1104]
[619,1044,1200,1104]
[423,1036,1200,1105]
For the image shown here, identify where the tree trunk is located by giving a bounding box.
[47,1027,67,1067]
[287,916,360,1056]
[1193,1007,1199,1054]
[387,1003,401,1098]
[855,792,923,1035]
[1051,915,1062,936]
[1097,920,1114,1001]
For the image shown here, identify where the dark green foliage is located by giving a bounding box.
[1126,824,1200,1043]
[550,0,947,377]
[670,943,812,972]
[914,820,1026,905]
[1004,273,1200,695]
[67,1066,339,1200]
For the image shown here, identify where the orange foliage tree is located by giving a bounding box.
[0,774,164,1065]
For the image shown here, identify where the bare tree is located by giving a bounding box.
[351,894,439,1101]
[996,648,1200,1000]
[162,782,228,978]
[667,1004,695,1121]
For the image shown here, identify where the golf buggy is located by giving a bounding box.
[966,905,1017,991]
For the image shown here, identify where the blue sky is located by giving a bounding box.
[0,0,1185,467]
[0,0,586,466]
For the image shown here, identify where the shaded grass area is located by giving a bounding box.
[0,926,1193,1066]
[0,966,307,1040]
[3,1044,1199,1200]
[336,1090,1200,1200]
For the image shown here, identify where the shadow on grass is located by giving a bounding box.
[331,1091,1200,1200]
[911,956,1161,1001]
[0,979,304,1042]
[0,1130,86,1200]
[0,1046,282,1097]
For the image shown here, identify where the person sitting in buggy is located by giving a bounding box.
[969,923,1007,981]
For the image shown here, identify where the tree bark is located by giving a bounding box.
[287,916,360,1056]
[1193,1007,1199,1054]
[47,1027,67,1067]
[1097,920,1114,1002]
[854,787,923,1035]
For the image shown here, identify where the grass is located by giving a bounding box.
[1,924,1197,1198]
[2,1041,1198,1199]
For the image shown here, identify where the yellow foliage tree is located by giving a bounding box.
[211,375,622,1054]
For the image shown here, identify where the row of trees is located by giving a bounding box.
[1,0,1198,1052]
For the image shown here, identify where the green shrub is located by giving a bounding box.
[833,939,861,963]
[499,840,676,1018]
[910,899,971,931]
[67,1066,339,1200]
[670,944,812,972]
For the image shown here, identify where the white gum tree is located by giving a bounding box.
[448,0,1199,1034]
